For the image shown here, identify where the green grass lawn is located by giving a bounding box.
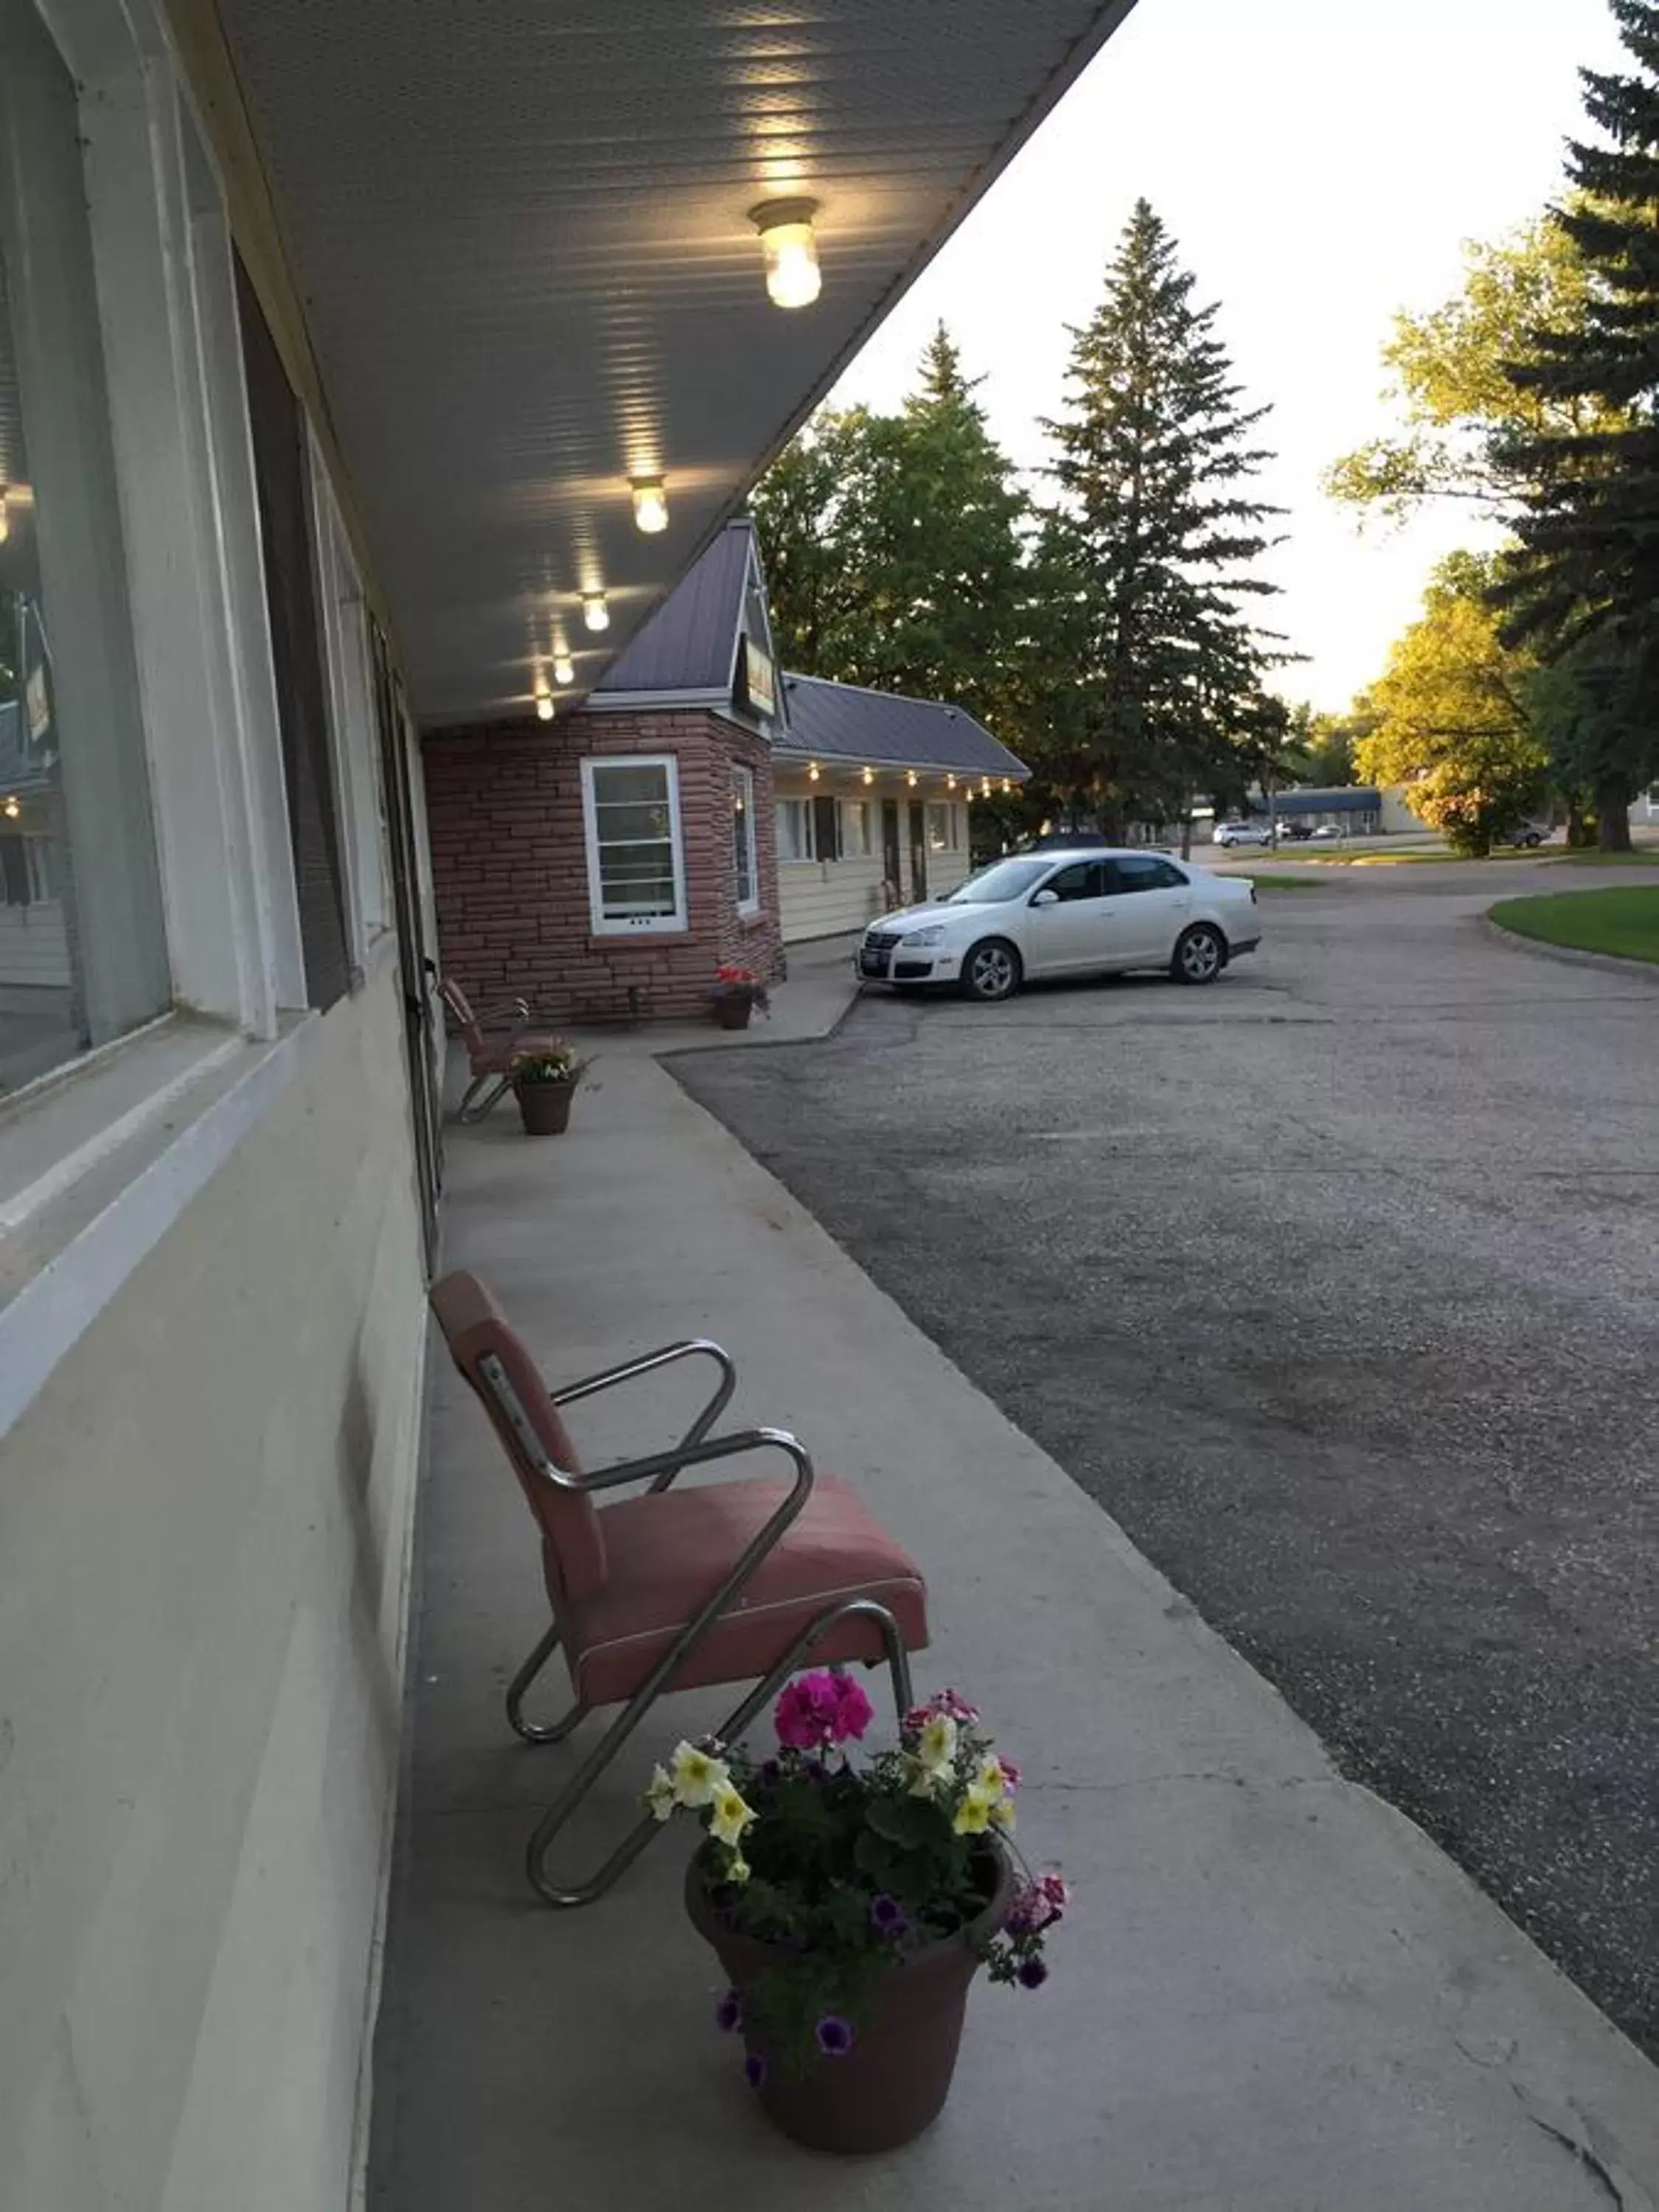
[1489,886,1659,965]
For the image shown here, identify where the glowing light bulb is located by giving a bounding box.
[631,477,669,535]
[583,593,610,633]
[751,198,821,310]
[1002,779,1012,794]
[906,769,918,787]
[807,762,820,782]
[861,765,873,786]
[0,487,8,546]
[947,775,957,791]
[554,653,575,686]
[535,693,554,723]
[1,795,17,819]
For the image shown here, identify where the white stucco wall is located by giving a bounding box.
[0,959,428,2212]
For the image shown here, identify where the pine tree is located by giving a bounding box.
[1036,201,1287,830]
[1498,0,1659,846]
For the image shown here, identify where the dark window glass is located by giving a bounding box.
[1107,856,1186,894]
[1046,860,1104,902]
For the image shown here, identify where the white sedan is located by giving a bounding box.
[856,849,1262,1002]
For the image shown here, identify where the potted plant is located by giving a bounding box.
[647,1680,1067,2154]
[707,963,770,1032]
[509,1041,588,1136]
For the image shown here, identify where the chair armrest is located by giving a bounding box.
[474,997,533,1026]
[551,1338,736,1491]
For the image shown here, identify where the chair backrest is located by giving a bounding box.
[437,975,487,1065]
[428,1270,608,1603]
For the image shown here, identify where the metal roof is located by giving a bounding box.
[212,0,1141,725]
[1267,788,1382,816]
[779,673,1027,779]
[594,522,755,698]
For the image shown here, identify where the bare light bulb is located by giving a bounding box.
[861,765,873,786]
[583,593,610,633]
[751,198,821,310]
[807,762,820,782]
[535,693,554,723]
[630,478,669,535]
[554,654,575,686]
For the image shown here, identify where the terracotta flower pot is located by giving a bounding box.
[514,1077,575,1135]
[713,993,753,1031]
[686,1843,1015,2155]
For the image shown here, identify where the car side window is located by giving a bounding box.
[1042,861,1103,902]
[1107,856,1186,894]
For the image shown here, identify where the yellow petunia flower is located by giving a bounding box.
[952,1788,995,1837]
[644,1764,678,1823]
[669,1742,731,1809]
[989,1795,1017,1834]
[709,1784,756,1848]
[917,1714,958,1773]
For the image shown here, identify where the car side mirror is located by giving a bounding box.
[1031,888,1060,907]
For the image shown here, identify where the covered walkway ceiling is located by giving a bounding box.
[213,0,1138,724]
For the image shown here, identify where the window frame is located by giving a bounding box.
[774,796,816,864]
[731,761,759,914]
[925,801,961,855]
[840,798,873,858]
[580,754,688,935]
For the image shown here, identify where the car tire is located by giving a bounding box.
[1172,922,1226,985]
[960,939,1022,1003]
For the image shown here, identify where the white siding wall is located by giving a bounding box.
[773,769,973,942]
[0,900,71,987]
[0,964,427,2212]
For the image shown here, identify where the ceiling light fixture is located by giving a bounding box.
[2,794,18,818]
[630,476,669,535]
[751,198,821,310]
[554,653,575,686]
[535,692,555,723]
[583,592,610,633]
[807,761,820,782]
[0,485,9,546]
[861,765,873,786]
[906,769,918,787]
[947,774,957,791]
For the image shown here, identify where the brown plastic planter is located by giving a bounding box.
[712,994,753,1031]
[686,1843,1015,2154]
[514,1078,575,1135]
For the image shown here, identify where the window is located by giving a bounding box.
[925,802,961,855]
[1106,856,1187,894]
[0,0,171,1091]
[581,756,686,932]
[841,799,873,858]
[1046,860,1107,902]
[775,797,815,863]
[731,763,758,912]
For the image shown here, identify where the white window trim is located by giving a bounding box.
[731,763,759,915]
[775,796,815,864]
[580,754,688,935]
[307,433,389,960]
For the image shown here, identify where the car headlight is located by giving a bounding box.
[900,925,947,947]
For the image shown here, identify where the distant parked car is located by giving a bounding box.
[1277,821,1314,842]
[1310,824,1343,842]
[1504,821,1551,848]
[855,847,1262,1002]
[1213,821,1271,848]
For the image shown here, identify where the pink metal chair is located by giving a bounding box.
[430,1270,929,1906]
[437,974,563,1123]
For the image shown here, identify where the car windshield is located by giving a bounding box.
[945,858,1054,905]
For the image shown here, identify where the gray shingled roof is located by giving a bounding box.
[593,521,754,697]
[778,673,1027,779]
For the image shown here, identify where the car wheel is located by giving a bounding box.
[961,939,1022,1003]
[1172,923,1225,985]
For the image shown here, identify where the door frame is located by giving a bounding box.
[880,798,902,903]
[907,798,928,904]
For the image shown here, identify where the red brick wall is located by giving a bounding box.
[423,708,782,1023]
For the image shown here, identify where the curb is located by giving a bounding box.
[1481,911,1659,983]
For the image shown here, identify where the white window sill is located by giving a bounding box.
[0,1009,319,1439]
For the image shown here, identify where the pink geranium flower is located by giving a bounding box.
[775,1670,874,1750]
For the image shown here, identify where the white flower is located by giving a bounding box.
[669,1742,731,1808]
[644,1764,678,1823]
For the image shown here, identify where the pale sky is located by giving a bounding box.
[827,0,1627,713]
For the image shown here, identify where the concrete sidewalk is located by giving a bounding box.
[369,1043,1659,2211]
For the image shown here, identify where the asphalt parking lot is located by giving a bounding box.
[672,863,1659,2055]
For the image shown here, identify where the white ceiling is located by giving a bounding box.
[217,0,1138,725]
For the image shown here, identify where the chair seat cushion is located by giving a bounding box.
[560,1477,928,1708]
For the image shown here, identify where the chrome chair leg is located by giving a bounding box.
[524,1597,913,1909]
[458,1071,511,1124]
[506,1621,589,1744]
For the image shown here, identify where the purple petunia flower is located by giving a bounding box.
[744,2052,767,2090]
[870,1893,908,1939]
[715,1989,742,2034]
[1017,1955,1050,1991]
[815,2014,855,2057]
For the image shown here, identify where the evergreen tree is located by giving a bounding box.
[1498,0,1659,846]
[1037,201,1287,830]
